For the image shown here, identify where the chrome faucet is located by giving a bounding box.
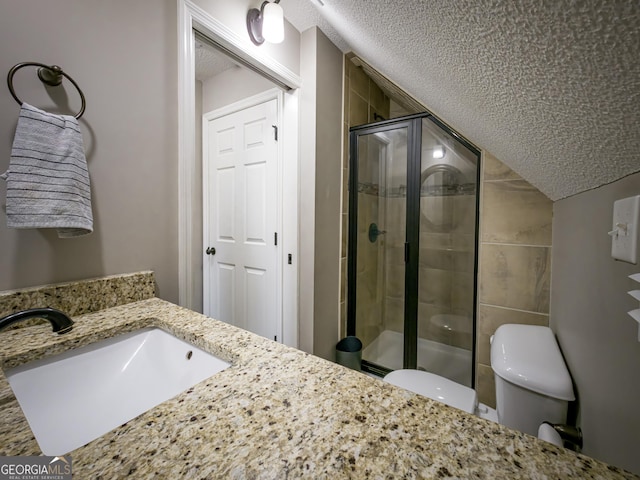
[0,308,74,334]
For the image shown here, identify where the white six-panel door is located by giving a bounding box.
[203,97,279,341]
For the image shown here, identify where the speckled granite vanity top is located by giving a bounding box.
[0,274,637,479]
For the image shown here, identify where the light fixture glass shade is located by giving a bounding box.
[262,2,284,44]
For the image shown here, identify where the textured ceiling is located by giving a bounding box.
[195,37,238,82]
[282,0,640,200]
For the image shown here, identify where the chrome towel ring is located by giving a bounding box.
[7,62,86,119]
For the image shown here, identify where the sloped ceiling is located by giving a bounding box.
[282,0,640,201]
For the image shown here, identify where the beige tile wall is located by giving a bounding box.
[476,152,553,407]
[341,58,391,337]
[355,192,385,347]
[418,192,477,352]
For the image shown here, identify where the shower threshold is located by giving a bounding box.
[362,330,472,387]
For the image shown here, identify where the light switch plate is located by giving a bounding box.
[611,195,640,264]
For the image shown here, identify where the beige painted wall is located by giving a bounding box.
[314,29,344,361]
[551,171,640,474]
[0,1,302,308]
[0,1,179,301]
[299,27,343,360]
[191,0,300,76]
[202,67,275,114]
[299,29,317,354]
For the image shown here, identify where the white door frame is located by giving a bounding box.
[203,89,283,341]
[177,0,300,347]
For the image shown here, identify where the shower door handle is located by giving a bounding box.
[368,223,386,243]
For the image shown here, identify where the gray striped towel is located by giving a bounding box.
[1,103,93,237]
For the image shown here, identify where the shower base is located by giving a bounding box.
[362,330,472,387]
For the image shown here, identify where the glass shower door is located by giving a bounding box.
[417,118,478,387]
[348,123,411,374]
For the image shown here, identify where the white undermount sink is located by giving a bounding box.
[5,327,230,455]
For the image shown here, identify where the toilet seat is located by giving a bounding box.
[384,369,478,414]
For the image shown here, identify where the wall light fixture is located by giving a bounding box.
[247,0,284,46]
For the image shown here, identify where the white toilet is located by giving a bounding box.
[491,324,575,436]
[384,324,575,444]
[384,369,479,414]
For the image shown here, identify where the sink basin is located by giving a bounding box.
[5,327,230,455]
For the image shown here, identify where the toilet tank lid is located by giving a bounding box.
[491,324,575,401]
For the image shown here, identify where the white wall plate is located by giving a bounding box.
[611,195,640,264]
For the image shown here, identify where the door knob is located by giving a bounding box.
[206,247,216,255]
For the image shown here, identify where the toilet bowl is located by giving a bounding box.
[384,369,477,414]
[384,369,498,421]
[383,324,575,445]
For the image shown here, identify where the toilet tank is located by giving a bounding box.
[491,324,575,436]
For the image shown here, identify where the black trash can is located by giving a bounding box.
[335,336,362,371]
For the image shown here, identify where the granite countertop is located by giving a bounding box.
[0,297,637,479]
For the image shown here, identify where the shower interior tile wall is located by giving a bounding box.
[419,193,477,350]
[356,191,385,347]
[341,60,553,407]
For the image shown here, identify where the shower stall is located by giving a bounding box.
[347,113,480,387]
